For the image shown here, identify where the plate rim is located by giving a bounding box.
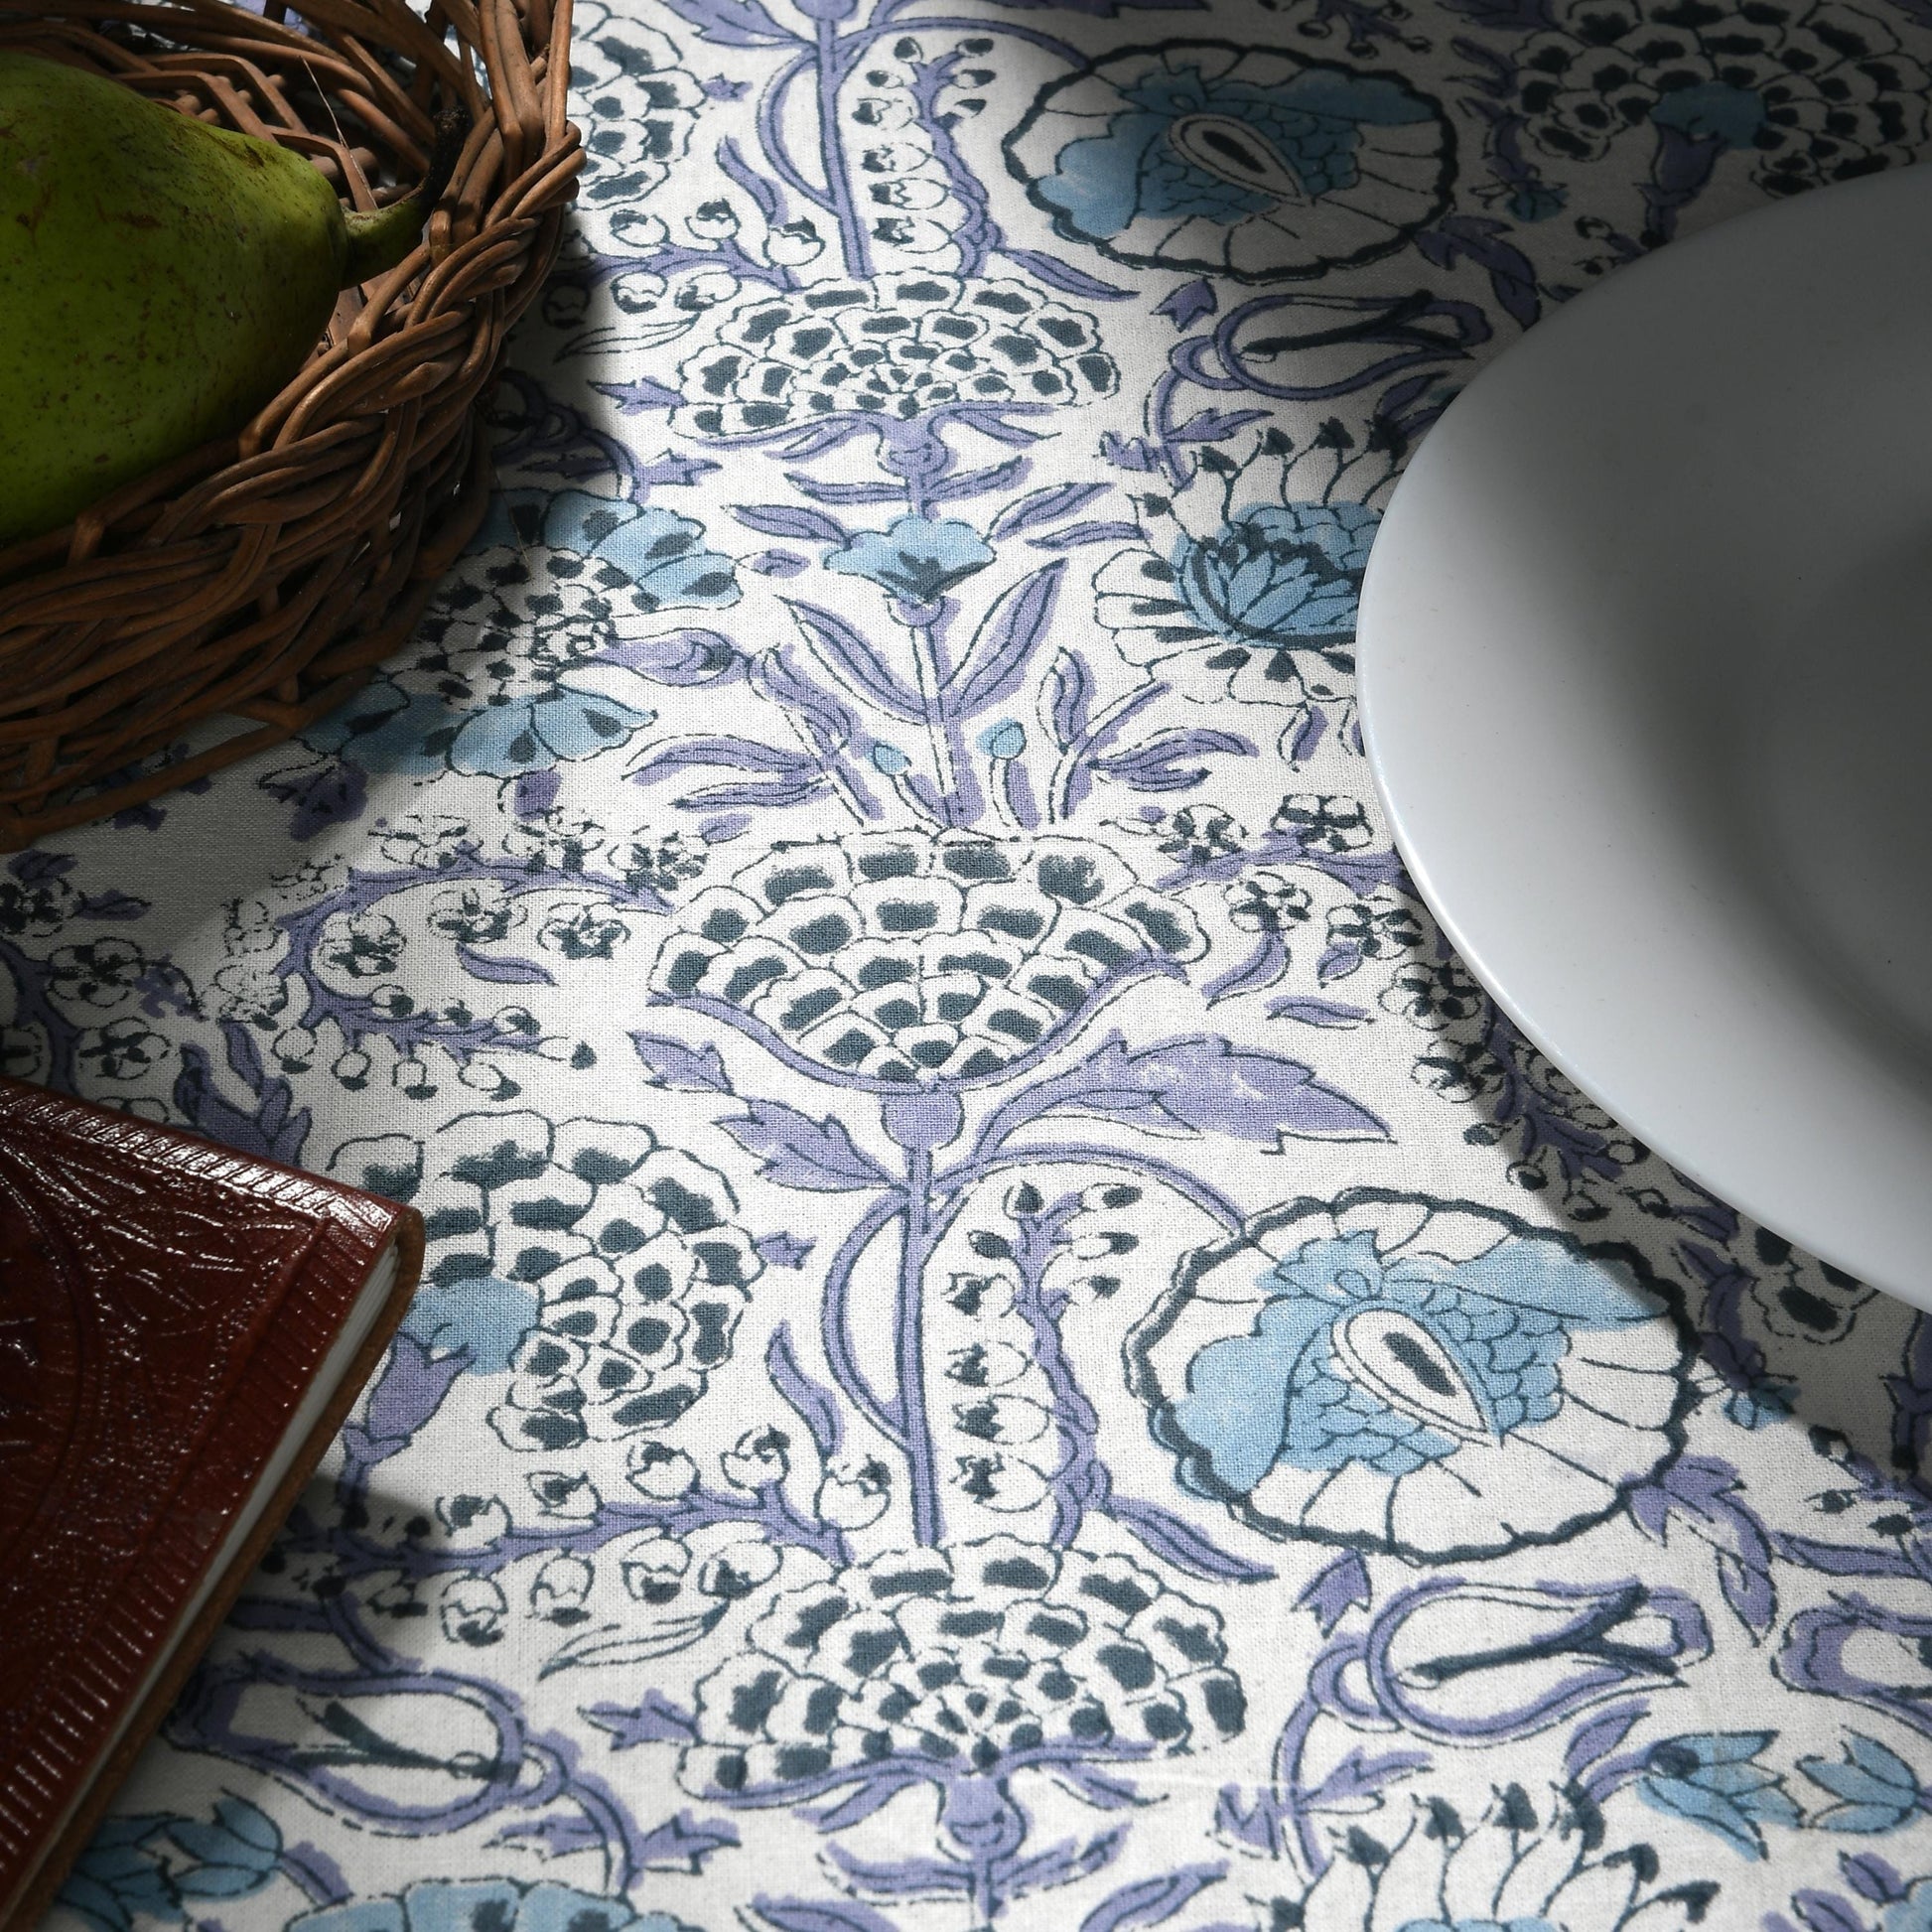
[1355,165,1932,1301]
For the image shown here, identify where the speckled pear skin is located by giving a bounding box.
[0,51,348,545]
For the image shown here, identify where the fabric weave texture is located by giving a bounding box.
[15,0,1932,1922]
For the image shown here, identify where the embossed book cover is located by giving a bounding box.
[0,1076,424,1932]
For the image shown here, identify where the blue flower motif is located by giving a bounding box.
[1888,1879,1932,1932]
[1638,1731,1802,1860]
[1725,1379,1798,1430]
[1506,182,1567,221]
[825,515,995,603]
[1007,45,1450,281]
[1097,502,1377,698]
[1132,1191,1692,1560]
[62,1801,282,1932]
[1187,1234,1587,1481]
[291,1878,691,1932]
[400,1274,539,1373]
[514,490,742,614]
[1395,1920,1560,1932]
[1800,1730,1927,1834]
[445,673,659,779]
[301,679,455,778]
[304,489,740,778]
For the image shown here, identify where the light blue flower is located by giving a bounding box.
[400,1274,539,1373]
[1888,1879,1932,1932]
[1173,1228,1633,1489]
[1134,1192,1689,1560]
[1801,1731,1926,1834]
[1096,503,1378,699]
[1650,79,1766,146]
[1007,46,1450,281]
[61,1801,283,1932]
[443,671,658,778]
[1725,1380,1798,1429]
[1044,67,1429,229]
[1507,182,1567,221]
[158,1798,281,1897]
[825,516,995,603]
[306,486,740,777]
[291,1879,693,1932]
[304,678,455,778]
[526,490,741,613]
[1638,1732,1802,1859]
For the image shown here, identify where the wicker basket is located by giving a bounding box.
[0,0,582,848]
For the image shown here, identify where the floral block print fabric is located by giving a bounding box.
[17,0,1932,1923]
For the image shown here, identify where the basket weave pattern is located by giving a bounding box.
[0,0,582,848]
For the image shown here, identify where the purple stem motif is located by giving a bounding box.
[1641,124,1725,246]
[1219,1633,1409,1878]
[896,1144,945,1543]
[278,1844,349,1907]
[1781,1592,1932,1741]
[816,18,872,277]
[739,12,1078,283]
[756,53,834,210]
[906,51,995,278]
[1002,1189,1109,1544]
[1051,683,1168,822]
[273,853,670,1072]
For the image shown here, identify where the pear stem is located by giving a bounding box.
[340,103,473,287]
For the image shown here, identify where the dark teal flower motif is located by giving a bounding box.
[1511,0,1928,197]
[1131,1190,1691,1561]
[677,274,1117,438]
[1799,1730,1927,1834]
[676,1536,1243,1801]
[825,515,995,603]
[0,869,79,937]
[1097,503,1377,699]
[649,829,1206,1091]
[1006,44,1451,282]
[291,1878,690,1932]
[1638,1731,1801,1859]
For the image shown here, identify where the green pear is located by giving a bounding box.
[0,52,465,545]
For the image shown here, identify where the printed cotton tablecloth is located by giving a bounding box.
[14,0,1932,1923]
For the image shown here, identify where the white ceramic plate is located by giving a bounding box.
[1357,163,1932,1308]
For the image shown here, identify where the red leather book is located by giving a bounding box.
[0,1076,423,1932]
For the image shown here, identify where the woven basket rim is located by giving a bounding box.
[0,0,581,844]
